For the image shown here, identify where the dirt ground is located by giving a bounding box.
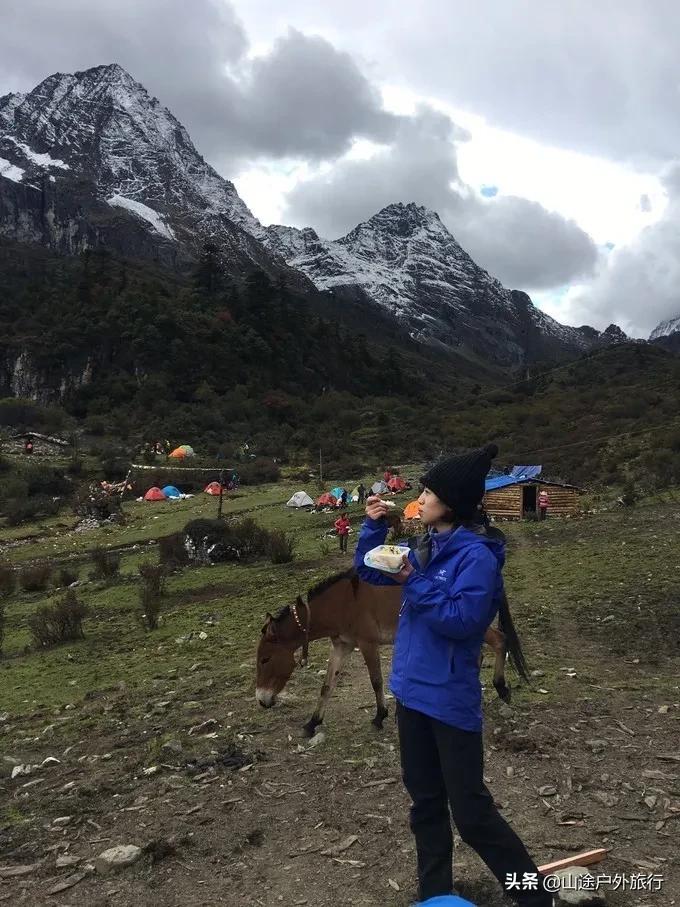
[2,637,679,906]
[1,505,679,906]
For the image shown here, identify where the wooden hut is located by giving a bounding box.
[483,468,580,520]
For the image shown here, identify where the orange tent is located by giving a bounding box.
[404,500,421,520]
[387,476,407,492]
[204,481,224,496]
[144,486,167,501]
[169,444,195,459]
[316,493,337,507]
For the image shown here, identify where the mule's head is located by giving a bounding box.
[255,609,297,708]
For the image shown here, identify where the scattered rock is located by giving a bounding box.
[591,790,618,808]
[497,702,513,719]
[182,701,201,711]
[0,862,43,878]
[538,785,557,797]
[530,669,545,678]
[188,719,218,736]
[46,870,89,895]
[11,764,33,779]
[56,855,82,869]
[321,835,358,857]
[160,739,183,756]
[94,844,143,874]
[143,837,177,864]
[52,816,73,827]
[551,865,607,904]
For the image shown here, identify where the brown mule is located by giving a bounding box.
[256,569,529,737]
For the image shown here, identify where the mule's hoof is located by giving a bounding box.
[302,718,321,738]
[372,707,388,730]
[496,684,512,704]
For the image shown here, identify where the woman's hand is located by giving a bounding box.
[392,554,414,584]
[365,495,390,520]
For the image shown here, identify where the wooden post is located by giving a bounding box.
[217,469,225,520]
[538,848,608,875]
[319,449,323,486]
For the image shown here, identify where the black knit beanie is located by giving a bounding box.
[420,443,499,519]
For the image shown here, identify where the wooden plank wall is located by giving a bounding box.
[484,486,522,519]
[484,484,579,520]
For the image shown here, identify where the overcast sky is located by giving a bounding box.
[2,0,679,336]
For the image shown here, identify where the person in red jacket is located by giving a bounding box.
[334,511,351,553]
[538,488,550,521]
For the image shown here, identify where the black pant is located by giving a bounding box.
[539,508,547,521]
[396,702,552,905]
[339,534,348,552]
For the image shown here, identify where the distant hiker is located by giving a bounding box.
[340,489,348,508]
[24,438,34,455]
[538,489,549,520]
[383,466,393,483]
[334,512,351,553]
[357,483,366,505]
[231,471,240,490]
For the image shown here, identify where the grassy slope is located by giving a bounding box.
[2,477,678,718]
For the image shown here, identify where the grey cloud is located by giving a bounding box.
[573,164,680,337]
[234,0,680,165]
[284,106,598,291]
[233,29,400,158]
[640,194,652,212]
[0,1,399,166]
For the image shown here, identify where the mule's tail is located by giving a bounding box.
[497,591,530,682]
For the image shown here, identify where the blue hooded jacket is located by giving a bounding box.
[354,517,505,732]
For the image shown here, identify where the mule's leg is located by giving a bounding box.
[302,637,354,737]
[358,641,388,730]
[485,625,510,703]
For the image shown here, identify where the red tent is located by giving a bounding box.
[204,481,224,496]
[144,486,167,501]
[316,493,337,507]
[387,476,407,492]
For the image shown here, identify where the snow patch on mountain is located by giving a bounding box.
[7,136,70,170]
[650,315,680,341]
[0,157,23,182]
[108,194,175,240]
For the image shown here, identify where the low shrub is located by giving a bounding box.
[90,547,120,581]
[138,562,167,630]
[158,532,189,569]
[5,495,60,526]
[58,566,79,587]
[28,589,88,648]
[19,563,53,592]
[268,529,296,564]
[0,563,17,597]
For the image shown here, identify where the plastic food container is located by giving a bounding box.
[364,544,410,573]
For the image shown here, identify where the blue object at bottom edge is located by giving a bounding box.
[417,896,476,907]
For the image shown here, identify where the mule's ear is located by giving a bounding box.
[261,612,275,636]
[263,614,278,640]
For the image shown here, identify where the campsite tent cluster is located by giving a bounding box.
[286,473,411,510]
[142,481,229,502]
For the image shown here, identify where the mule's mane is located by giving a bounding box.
[307,568,355,602]
[271,568,356,624]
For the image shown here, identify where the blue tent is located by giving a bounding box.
[162,485,181,499]
[330,486,347,500]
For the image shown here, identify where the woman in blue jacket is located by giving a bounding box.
[355,445,552,907]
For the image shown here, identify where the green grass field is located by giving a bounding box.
[2,479,678,718]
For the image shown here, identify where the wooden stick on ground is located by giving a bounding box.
[538,848,608,875]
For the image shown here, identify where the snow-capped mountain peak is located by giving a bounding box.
[650,315,680,341]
